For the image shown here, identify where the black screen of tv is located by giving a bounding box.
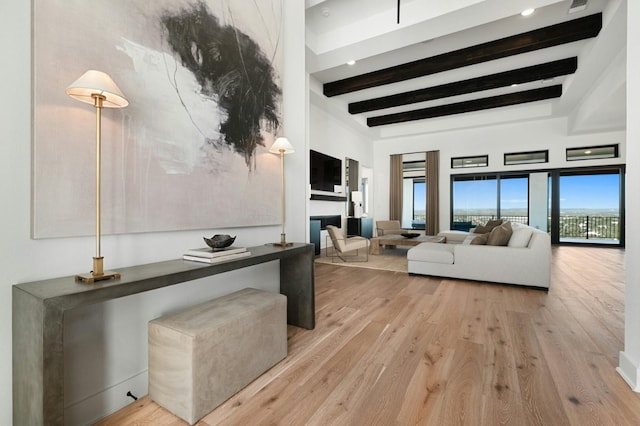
[310,150,342,192]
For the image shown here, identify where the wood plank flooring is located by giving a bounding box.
[95,246,640,426]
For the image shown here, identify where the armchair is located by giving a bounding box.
[325,225,369,262]
[376,220,421,236]
[376,220,402,236]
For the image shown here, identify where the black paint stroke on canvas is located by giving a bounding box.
[161,1,280,168]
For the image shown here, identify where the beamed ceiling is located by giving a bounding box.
[305,0,626,138]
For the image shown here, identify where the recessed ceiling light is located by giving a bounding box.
[347,60,356,66]
[521,8,535,16]
[585,150,592,154]
[511,83,519,87]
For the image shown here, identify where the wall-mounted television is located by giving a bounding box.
[310,149,342,192]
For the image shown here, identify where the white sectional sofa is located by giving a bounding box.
[407,223,551,289]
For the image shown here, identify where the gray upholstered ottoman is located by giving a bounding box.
[148,288,287,425]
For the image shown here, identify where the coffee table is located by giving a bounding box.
[372,234,445,254]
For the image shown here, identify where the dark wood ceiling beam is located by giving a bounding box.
[324,14,601,97]
[349,57,577,114]
[367,85,562,127]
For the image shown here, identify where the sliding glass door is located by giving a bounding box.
[554,170,623,244]
[451,166,624,246]
[499,175,528,224]
[451,174,529,226]
[452,176,498,226]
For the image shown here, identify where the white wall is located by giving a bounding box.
[373,115,626,231]
[618,0,640,392]
[309,87,375,246]
[0,0,307,424]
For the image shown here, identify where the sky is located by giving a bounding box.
[559,174,620,210]
[452,173,620,212]
[414,182,426,211]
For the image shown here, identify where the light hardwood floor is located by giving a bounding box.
[96,246,640,425]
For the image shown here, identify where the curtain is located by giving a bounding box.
[426,150,440,235]
[389,154,403,221]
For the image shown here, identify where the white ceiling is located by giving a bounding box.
[305,0,627,139]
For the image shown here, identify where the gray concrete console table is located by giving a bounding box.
[12,243,314,426]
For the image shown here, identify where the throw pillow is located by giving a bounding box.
[487,221,513,246]
[462,235,476,245]
[508,225,534,248]
[473,219,503,234]
[471,225,485,234]
[470,233,489,245]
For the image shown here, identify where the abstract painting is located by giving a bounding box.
[32,0,283,238]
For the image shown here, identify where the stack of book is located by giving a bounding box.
[183,246,250,263]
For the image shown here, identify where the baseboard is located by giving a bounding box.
[64,369,148,425]
[617,351,640,392]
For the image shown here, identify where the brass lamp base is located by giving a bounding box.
[75,271,121,283]
[75,257,121,283]
[272,233,293,247]
[272,242,293,247]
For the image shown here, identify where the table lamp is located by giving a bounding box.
[352,191,363,218]
[66,70,129,283]
[269,137,295,246]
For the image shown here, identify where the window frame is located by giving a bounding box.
[450,165,625,247]
[566,144,618,161]
[412,179,426,222]
[450,174,499,227]
[504,150,548,166]
[451,155,488,169]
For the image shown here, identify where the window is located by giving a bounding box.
[452,176,497,226]
[451,174,529,227]
[403,160,425,177]
[452,166,625,247]
[413,180,426,228]
[499,176,529,224]
[451,155,488,168]
[504,150,548,165]
[566,144,618,161]
[556,171,622,243]
[403,160,426,229]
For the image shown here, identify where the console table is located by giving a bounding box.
[12,243,314,426]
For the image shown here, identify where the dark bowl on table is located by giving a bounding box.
[203,234,236,249]
[401,232,420,238]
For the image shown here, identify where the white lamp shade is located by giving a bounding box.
[269,137,295,154]
[66,70,129,108]
[351,191,363,202]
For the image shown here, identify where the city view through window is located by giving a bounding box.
[558,173,620,242]
[452,172,622,244]
[413,181,426,226]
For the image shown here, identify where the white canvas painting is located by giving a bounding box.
[32,0,283,238]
